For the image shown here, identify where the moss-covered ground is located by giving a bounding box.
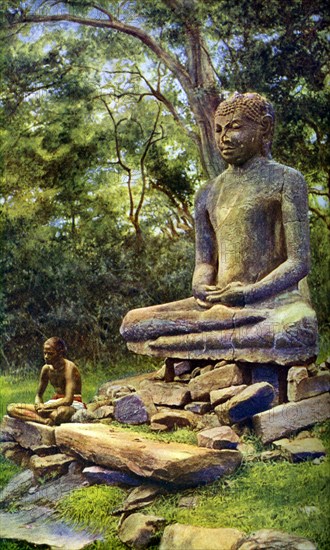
[0,374,329,549]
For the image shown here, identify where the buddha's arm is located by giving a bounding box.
[192,184,218,304]
[208,170,310,306]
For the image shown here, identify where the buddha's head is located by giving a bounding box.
[215,92,275,166]
[43,337,67,366]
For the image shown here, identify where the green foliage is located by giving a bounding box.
[56,485,127,548]
[0,0,329,370]
[0,454,21,490]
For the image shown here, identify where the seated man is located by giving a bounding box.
[7,337,85,426]
[120,92,318,366]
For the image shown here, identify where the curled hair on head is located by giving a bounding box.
[44,337,67,355]
[215,92,275,156]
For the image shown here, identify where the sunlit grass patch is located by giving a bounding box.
[56,485,127,549]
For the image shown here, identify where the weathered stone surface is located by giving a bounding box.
[196,413,221,431]
[189,364,244,401]
[116,485,165,513]
[184,402,212,415]
[0,416,55,449]
[251,364,283,405]
[216,383,275,424]
[29,452,75,480]
[18,463,90,507]
[83,465,143,486]
[235,529,317,549]
[71,409,97,423]
[0,469,35,507]
[0,507,102,549]
[288,368,330,402]
[97,372,157,396]
[160,524,245,550]
[93,405,114,419]
[2,442,31,467]
[197,427,240,450]
[86,398,112,412]
[259,450,286,462]
[118,513,166,548]
[150,410,198,431]
[114,390,157,424]
[272,437,326,462]
[174,360,193,376]
[55,423,242,487]
[210,385,247,406]
[141,381,191,407]
[252,393,330,444]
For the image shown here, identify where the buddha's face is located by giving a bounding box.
[215,111,264,166]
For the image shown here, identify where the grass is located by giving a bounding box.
[0,369,330,549]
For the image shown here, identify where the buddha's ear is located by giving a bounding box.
[260,114,273,137]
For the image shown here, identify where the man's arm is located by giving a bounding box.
[35,365,49,406]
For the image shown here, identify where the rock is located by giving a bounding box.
[251,364,283,404]
[189,364,244,401]
[150,410,198,430]
[86,398,112,412]
[160,524,245,550]
[0,469,36,507]
[114,391,157,425]
[71,409,96,423]
[215,383,275,424]
[83,465,143,486]
[196,413,221,431]
[272,437,326,462]
[55,423,242,487]
[0,506,102,549]
[2,442,32,467]
[140,381,191,407]
[197,427,240,450]
[259,450,286,462]
[236,442,257,461]
[184,402,212,414]
[115,485,165,513]
[287,368,330,402]
[0,416,55,449]
[97,372,157,396]
[210,385,247,406]
[29,453,75,480]
[93,405,114,419]
[174,360,193,376]
[235,528,317,549]
[252,392,330,444]
[17,466,90,508]
[118,513,166,548]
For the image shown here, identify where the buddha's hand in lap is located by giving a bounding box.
[205,282,247,307]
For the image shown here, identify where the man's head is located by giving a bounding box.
[215,92,275,166]
[43,337,67,365]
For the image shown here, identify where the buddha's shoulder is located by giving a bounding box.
[263,159,306,184]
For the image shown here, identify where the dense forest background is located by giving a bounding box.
[1,0,329,373]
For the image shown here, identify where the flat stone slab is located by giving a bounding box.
[197,427,240,450]
[160,524,245,550]
[55,423,242,487]
[272,437,326,462]
[236,529,317,549]
[0,506,101,549]
[252,393,330,443]
[1,416,55,449]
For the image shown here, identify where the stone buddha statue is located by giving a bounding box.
[120,92,318,366]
